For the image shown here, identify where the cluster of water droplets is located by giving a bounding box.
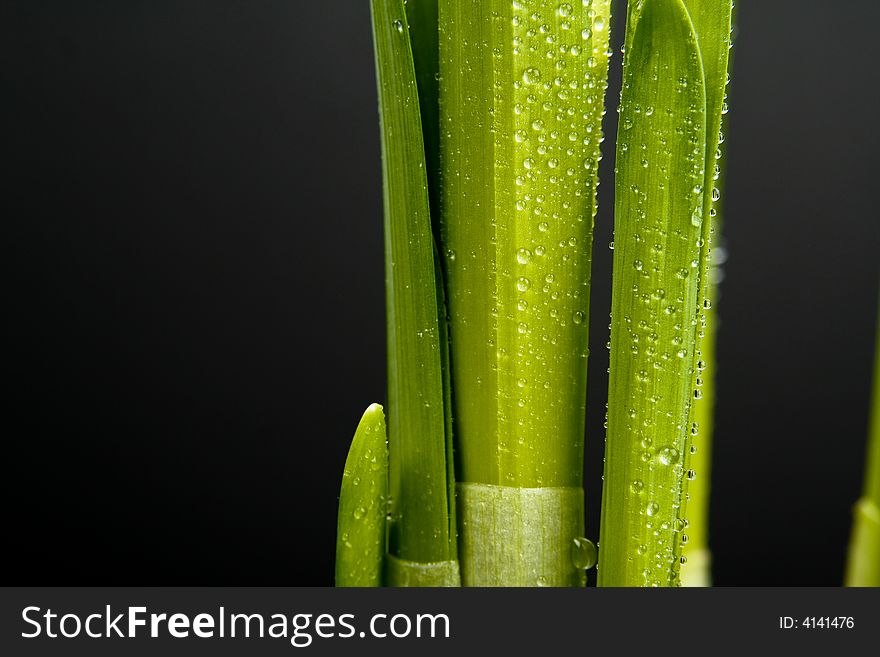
[601,12,714,585]
[492,0,611,482]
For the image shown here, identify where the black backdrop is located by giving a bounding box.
[2,1,878,586]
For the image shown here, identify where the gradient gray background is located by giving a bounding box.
[2,1,878,585]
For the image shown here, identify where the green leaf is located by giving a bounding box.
[679,270,716,587]
[845,302,880,586]
[439,0,610,585]
[370,0,457,572]
[598,0,709,587]
[405,0,441,230]
[335,404,388,587]
[675,0,733,587]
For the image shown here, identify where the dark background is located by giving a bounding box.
[2,1,877,586]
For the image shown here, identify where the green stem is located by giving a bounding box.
[439,0,610,586]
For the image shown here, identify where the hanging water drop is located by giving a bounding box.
[571,537,598,570]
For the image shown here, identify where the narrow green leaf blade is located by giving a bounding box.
[845,303,880,586]
[598,0,707,587]
[404,0,441,228]
[335,404,388,587]
[677,0,733,587]
[370,0,456,567]
[865,306,880,520]
[679,278,716,586]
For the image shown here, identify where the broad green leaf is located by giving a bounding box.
[335,404,388,587]
[845,304,880,586]
[369,0,457,571]
[598,0,708,587]
[439,0,610,586]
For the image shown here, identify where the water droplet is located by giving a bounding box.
[630,479,644,494]
[392,20,404,34]
[571,537,598,570]
[646,501,660,517]
[517,248,532,265]
[517,277,531,292]
[353,507,366,520]
[573,310,586,325]
[633,260,644,271]
[558,3,573,18]
[523,67,541,84]
[658,446,680,466]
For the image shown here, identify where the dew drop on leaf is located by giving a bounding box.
[571,537,598,570]
[658,446,680,466]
